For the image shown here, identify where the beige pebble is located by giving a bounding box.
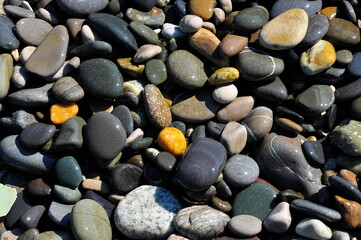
[167,234,190,240]
[125,128,144,147]
[186,127,193,138]
[10,49,19,62]
[20,1,33,11]
[220,122,247,155]
[154,28,161,34]
[20,46,36,64]
[81,179,111,194]
[36,8,59,25]
[179,15,203,33]
[219,0,232,14]
[11,64,29,89]
[307,136,317,141]
[212,83,238,104]
[133,44,162,63]
[0,0,4,15]
[81,24,103,43]
[0,228,23,240]
[213,8,225,25]
[45,56,81,81]
[108,194,125,203]
[202,21,216,34]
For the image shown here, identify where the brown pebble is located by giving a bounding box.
[339,169,359,188]
[189,0,214,20]
[81,179,111,194]
[219,34,248,58]
[276,117,303,133]
[127,154,144,169]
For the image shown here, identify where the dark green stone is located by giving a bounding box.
[232,183,278,221]
[331,119,361,156]
[145,59,167,85]
[278,189,304,203]
[55,156,83,189]
[130,137,153,151]
[53,185,81,204]
[130,21,160,45]
[54,116,86,153]
[170,121,186,134]
[69,41,112,59]
[233,6,269,32]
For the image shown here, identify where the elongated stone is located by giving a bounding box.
[57,0,109,16]
[0,15,20,50]
[0,53,13,100]
[15,18,52,46]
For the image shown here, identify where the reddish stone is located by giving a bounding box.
[254,178,280,193]
[339,169,359,188]
[335,195,361,228]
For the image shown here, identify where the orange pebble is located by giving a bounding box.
[164,98,172,107]
[50,103,78,124]
[320,7,337,20]
[157,127,187,156]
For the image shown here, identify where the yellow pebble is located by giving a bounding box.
[164,98,172,107]
[208,67,239,86]
[50,103,78,124]
[157,127,187,156]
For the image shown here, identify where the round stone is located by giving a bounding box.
[270,0,322,18]
[242,106,273,142]
[217,96,254,123]
[228,215,262,237]
[254,77,287,102]
[233,6,269,32]
[53,185,81,204]
[15,18,53,46]
[158,127,186,156]
[133,44,162,63]
[111,105,134,136]
[51,77,85,104]
[219,34,248,58]
[19,122,56,149]
[57,0,109,15]
[55,156,83,189]
[188,0,214,20]
[295,218,332,240]
[145,59,167,85]
[130,21,160,45]
[212,84,238,104]
[179,14,203,33]
[325,18,360,46]
[110,164,142,194]
[302,14,329,46]
[220,122,247,155]
[336,49,353,65]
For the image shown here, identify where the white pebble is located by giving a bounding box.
[162,23,185,39]
[213,8,225,25]
[11,64,29,89]
[133,44,162,63]
[212,83,238,104]
[263,202,292,234]
[296,218,332,240]
[179,15,203,33]
[20,46,36,64]
[81,25,103,43]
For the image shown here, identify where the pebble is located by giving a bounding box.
[58,0,108,15]
[325,18,360,46]
[334,195,361,228]
[233,6,269,32]
[15,18,52,46]
[254,77,287,102]
[220,122,247,155]
[116,58,145,78]
[18,229,39,240]
[26,178,52,198]
[6,83,55,107]
[179,15,203,33]
[242,106,273,142]
[145,59,167,85]
[110,164,142,194]
[291,199,341,222]
[5,191,31,228]
[208,67,239,86]
[19,205,45,229]
[212,84,238,104]
[219,34,248,58]
[4,5,34,18]
[228,215,262,237]
[51,77,84,104]
[174,205,230,240]
[270,0,322,18]
[133,44,162,63]
[156,151,177,172]
[82,179,110,194]
[321,6,338,21]
[223,154,259,188]
[339,169,358,188]
[53,185,82,203]
[34,230,73,240]
[331,120,361,156]
[126,7,165,28]
[348,52,361,76]
[188,0,214,20]
[50,103,78,125]
[11,64,29,89]
[112,105,133,136]
[158,127,186,156]
[259,9,308,50]
[217,96,254,123]
[334,78,361,103]
[130,21,160,45]
[55,156,82,189]
[114,185,182,239]
[48,201,73,228]
[263,202,292,234]
[328,175,361,202]
[295,218,332,240]
[0,15,20,50]
[162,23,185,39]
[336,49,353,65]
[0,54,13,100]
[302,140,325,167]
[302,14,329,46]
[132,0,157,11]
[0,184,17,217]
[19,122,56,149]
[53,116,85,152]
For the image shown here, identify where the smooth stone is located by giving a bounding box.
[259,9,308,50]
[170,121,186,134]
[207,121,225,138]
[19,205,45,229]
[133,44,162,63]
[270,0,322,18]
[25,25,69,77]
[71,199,111,240]
[352,96,361,118]
[11,63,29,89]
[191,125,206,143]
[236,47,284,81]
[212,84,238,104]
[348,52,361,76]
[228,215,262,237]
[0,184,17,217]
[176,138,227,191]
[65,18,85,39]
[85,112,126,162]
[334,195,361,228]
[179,15,203,33]
[328,175,361,202]
[232,183,278,221]
[143,84,172,128]
[223,154,259,188]
[0,110,37,133]
[5,191,32,228]
[15,18,52,46]
[257,133,323,197]
[184,186,216,203]
[242,106,273,142]
[233,6,268,32]
[55,156,82,189]
[145,59,167,85]
[110,164,142,194]
[87,13,138,51]
[0,135,57,175]
[51,77,84,104]
[295,85,335,116]
[130,21,160,45]
[219,34,248,58]
[116,58,145,78]
[335,78,361,103]
[19,122,56,149]
[26,178,52,198]
[343,0,356,23]
[69,41,112,59]
[220,122,247,155]
[112,105,134,136]
[131,0,157,11]
[54,185,81,204]
[211,197,232,213]
[300,40,336,75]
[78,58,123,100]
[174,205,230,240]
[279,189,305,202]
[4,5,34,18]
[295,218,332,240]
[6,83,55,107]
[57,0,108,15]
[53,116,86,152]
[126,7,165,28]
[208,67,239,86]
[156,0,170,7]
[302,141,325,167]
[331,120,361,156]
[18,229,39,240]
[48,201,73,228]
[1,228,23,240]
[174,0,187,17]
[0,15,20,50]
[156,151,176,172]
[276,106,304,123]
[217,96,254,123]
[254,77,287,102]
[171,89,221,123]
[188,28,229,67]
[302,14,329,46]
[0,54,13,100]
[167,50,207,89]
[339,169,358,188]
[114,185,182,239]
[162,23,185,39]
[291,199,341,223]
[34,231,73,240]
[331,229,351,240]
[188,0,214,20]
[336,49,353,65]
[83,190,115,218]
[263,202,292,234]
[325,18,360,46]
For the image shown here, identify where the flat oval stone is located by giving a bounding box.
[143,84,172,129]
[54,116,86,152]
[325,18,360,46]
[53,185,81,203]
[78,58,123,100]
[328,175,361,202]
[259,9,308,50]
[130,21,160,45]
[176,138,227,191]
[212,83,238,104]
[110,163,142,194]
[236,47,284,81]
[167,50,208,89]
[19,205,45,229]
[145,59,167,85]
[291,199,341,222]
[19,122,56,149]
[302,141,325,167]
[55,156,82,189]
[270,0,322,18]
[0,135,57,175]
[217,96,254,123]
[242,106,273,142]
[51,77,84,104]
[126,7,165,28]
[15,18,52,46]
[174,205,230,240]
[84,112,126,162]
[87,13,138,51]
[112,105,133,136]
[263,202,292,234]
[114,185,182,239]
[232,183,278,221]
[220,122,247,155]
[71,199,112,240]
[171,90,221,124]
[34,230,73,240]
[189,0,214,20]
[295,85,335,116]
[219,34,248,58]
[25,25,69,77]
[257,133,323,197]
[228,215,262,237]
[0,53,13,100]
[224,154,259,188]
[254,77,287,102]
[4,5,35,18]
[57,0,109,15]
[69,41,113,59]
[337,49,353,65]
[233,6,269,32]
[179,14,203,33]
[48,201,73,228]
[335,78,361,103]
[295,218,332,240]
[302,14,329,46]
[0,15,20,50]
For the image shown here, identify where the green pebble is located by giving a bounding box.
[145,59,167,85]
[53,185,81,204]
